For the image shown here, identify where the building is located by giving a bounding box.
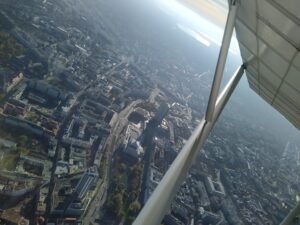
[124,123,142,146]
[197,208,225,225]
[0,138,17,150]
[196,181,211,208]
[205,176,226,197]
[51,167,98,217]
[153,103,169,125]
[3,116,44,137]
[55,161,69,176]
[124,139,144,161]
[0,210,29,225]
[163,214,184,225]
[74,166,98,199]
[26,80,66,101]
[0,70,24,93]
[123,123,143,160]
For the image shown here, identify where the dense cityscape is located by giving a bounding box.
[0,0,299,225]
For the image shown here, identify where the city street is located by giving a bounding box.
[82,99,142,224]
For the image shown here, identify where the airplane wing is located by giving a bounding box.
[235,0,300,129]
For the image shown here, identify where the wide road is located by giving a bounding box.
[82,99,142,225]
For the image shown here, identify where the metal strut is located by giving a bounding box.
[205,0,239,121]
[133,65,245,225]
[133,1,241,224]
[280,202,300,225]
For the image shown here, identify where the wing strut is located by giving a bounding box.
[133,1,242,224]
[280,202,300,225]
[133,64,245,225]
[205,0,239,121]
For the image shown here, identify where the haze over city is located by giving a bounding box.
[0,0,299,225]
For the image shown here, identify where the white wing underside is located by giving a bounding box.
[235,0,300,129]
